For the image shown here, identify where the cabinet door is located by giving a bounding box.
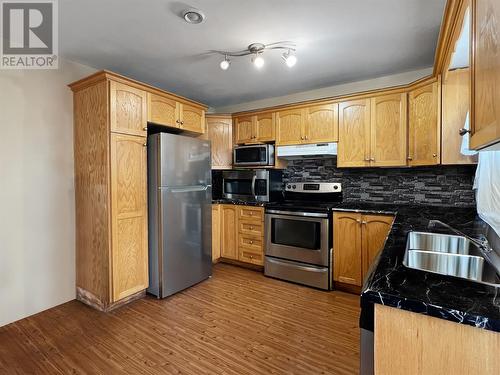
[147,93,180,128]
[408,82,440,166]
[255,112,275,142]
[338,99,371,167]
[333,212,362,286]
[442,69,477,164]
[370,93,407,167]
[276,108,305,145]
[180,103,205,134]
[235,116,255,144]
[110,81,147,137]
[470,0,500,149]
[221,205,238,260]
[110,133,148,302]
[361,215,393,278]
[306,103,339,143]
[212,205,221,262]
[205,116,233,169]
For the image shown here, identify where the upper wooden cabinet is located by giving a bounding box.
[276,108,305,145]
[110,133,148,302]
[110,81,147,137]
[338,99,372,167]
[147,93,205,134]
[333,212,393,287]
[235,113,275,144]
[147,93,179,128]
[203,115,233,169]
[470,0,500,150]
[370,93,407,167]
[408,81,441,166]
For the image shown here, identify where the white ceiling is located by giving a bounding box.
[60,0,446,108]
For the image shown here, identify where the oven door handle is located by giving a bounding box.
[266,257,327,273]
[251,175,257,198]
[265,209,329,218]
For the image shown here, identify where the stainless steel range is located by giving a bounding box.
[264,182,342,290]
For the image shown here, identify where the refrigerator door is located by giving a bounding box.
[158,133,211,188]
[158,185,212,297]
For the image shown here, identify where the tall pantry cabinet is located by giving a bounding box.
[70,72,149,311]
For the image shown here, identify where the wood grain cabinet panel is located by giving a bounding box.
[180,103,205,134]
[470,0,500,149]
[212,205,221,262]
[239,206,264,221]
[221,205,238,260]
[110,81,147,137]
[204,115,233,169]
[255,112,275,142]
[408,81,441,166]
[442,68,477,164]
[338,99,371,167]
[370,93,407,167]
[333,212,363,285]
[306,103,339,143]
[235,116,255,144]
[238,220,263,237]
[147,93,179,128]
[276,108,306,145]
[333,212,393,288]
[110,133,148,302]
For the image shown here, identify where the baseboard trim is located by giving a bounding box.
[76,287,146,312]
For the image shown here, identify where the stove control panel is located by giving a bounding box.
[285,182,342,193]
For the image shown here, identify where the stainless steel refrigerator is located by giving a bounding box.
[147,132,212,298]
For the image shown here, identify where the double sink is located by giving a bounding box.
[403,229,500,287]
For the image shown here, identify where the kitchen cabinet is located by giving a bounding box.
[276,103,339,145]
[470,0,500,150]
[337,99,371,167]
[219,204,264,266]
[110,133,148,302]
[370,93,407,167]
[203,115,233,169]
[408,81,441,166]
[212,205,221,262]
[147,92,205,134]
[110,81,148,137]
[235,112,275,144]
[338,95,407,168]
[221,205,238,260]
[333,212,393,287]
[71,75,149,311]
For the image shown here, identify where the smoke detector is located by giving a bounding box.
[182,8,206,24]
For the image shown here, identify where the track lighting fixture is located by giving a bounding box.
[219,55,230,70]
[282,50,297,67]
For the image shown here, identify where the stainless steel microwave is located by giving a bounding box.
[222,169,283,202]
[233,144,275,167]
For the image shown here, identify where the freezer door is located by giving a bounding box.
[158,133,211,187]
[159,185,212,297]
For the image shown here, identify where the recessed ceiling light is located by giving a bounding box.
[182,8,205,24]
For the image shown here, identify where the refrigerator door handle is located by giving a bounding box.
[251,175,257,197]
[165,185,209,193]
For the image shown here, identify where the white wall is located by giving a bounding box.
[214,67,433,113]
[0,59,96,327]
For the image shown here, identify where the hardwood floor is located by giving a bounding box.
[0,264,361,374]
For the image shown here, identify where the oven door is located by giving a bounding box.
[265,210,329,266]
[223,170,269,202]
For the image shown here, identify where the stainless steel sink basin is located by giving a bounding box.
[403,232,500,286]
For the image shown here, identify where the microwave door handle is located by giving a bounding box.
[251,175,257,197]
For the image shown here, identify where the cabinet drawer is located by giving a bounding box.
[239,206,264,221]
[239,235,263,252]
[239,248,264,266]
[238,220,263,236]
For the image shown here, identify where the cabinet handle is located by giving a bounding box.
[249,240,253,245]
[459,128,470,136]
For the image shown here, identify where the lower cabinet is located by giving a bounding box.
[333,212,393,287]
[217,204,264,266]
[212,205,221,262]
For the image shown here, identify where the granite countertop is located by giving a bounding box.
[351,203,500,333]
[212,199,266,207]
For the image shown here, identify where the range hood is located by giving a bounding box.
[276,142,337,159]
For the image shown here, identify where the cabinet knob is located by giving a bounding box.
[143,126,147,131]
[180,121,184,125]
[362,221,367,225]
[433,153,437,158]
[143,142,147,147]
[176,119,180,124]
[305,136,309,140]
[407,156,413,161]
[250,255,254,259]
[300,136,304,140]
[459,128,471,136]
[250,226,254,230]
[370,157,375,162]
[249,212,253,216]
[364,158,370,162]
[356,219,362,224]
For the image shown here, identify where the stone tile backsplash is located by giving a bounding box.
[284,159,477,207]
